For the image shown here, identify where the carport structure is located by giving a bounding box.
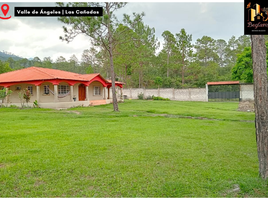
[206,81,240,102]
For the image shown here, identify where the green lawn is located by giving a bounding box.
[0,100,267,197]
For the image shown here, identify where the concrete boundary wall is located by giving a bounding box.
[123,88,207,102]
[240,84,254,101]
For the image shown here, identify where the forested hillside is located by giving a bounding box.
[0,51,23,61]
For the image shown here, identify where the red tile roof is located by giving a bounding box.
[0,66,99,83]
[207,81,240,86]
[106,80,125,85]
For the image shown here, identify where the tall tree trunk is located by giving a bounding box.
[106,3,119,112]
[251,35,268,179]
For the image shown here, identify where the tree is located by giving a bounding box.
[162,30,176,77]
[122,12,159,88]
[81,48,100,73]
[32,56,42,67]
[0,60,12,74]
[43,57,53,69]
[55,56,69,71]
[69,54,79,73]
[176,28,193,86]
[231,47,253,83]
[154,76,163,89]
[251,35,268,180]
[215,39,227,67]
[57,2,127,112]
[232,42,268,83]
[0,88,12,107]
[195,36,219,66]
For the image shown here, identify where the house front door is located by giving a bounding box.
[79,84,86,101]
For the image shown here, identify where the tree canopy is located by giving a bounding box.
[231,41,268,83]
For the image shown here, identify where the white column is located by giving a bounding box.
[54,84,58,102]
[36,85,40,102]
[103,87,107,99]
[70,85,74,102]
[86,86,89,101]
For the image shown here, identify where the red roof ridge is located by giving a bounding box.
[31,66,56,79]
[79,73,100,79]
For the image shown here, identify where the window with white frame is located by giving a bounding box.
[44,85,49,94]
[58,85,70,95]
[27,86,33,95]
[94,86,101,96]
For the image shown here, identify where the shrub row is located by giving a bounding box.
[137,93,170,101]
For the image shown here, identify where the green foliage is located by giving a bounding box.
[33,100,39,108]
[9,104,18,108]
[0,88,12,107]
[0,88,12,100]
[0,60,12,74]
[23,89,31,103]
[232,41,268,83]
[137,92,144,100]
[154,76,163,87]
[152,96,170,101]
[85,65,94,74]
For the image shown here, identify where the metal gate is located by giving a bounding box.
[208,84,240,102]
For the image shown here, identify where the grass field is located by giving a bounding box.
[0,100,267,197]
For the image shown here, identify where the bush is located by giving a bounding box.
[9,105,18,108]
[138,92,144,100]
[153,96,170,101]
[146,95,153,100]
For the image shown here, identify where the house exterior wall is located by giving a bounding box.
[57,82,72,102]
[9,83,37,104]
[88,81,104,100]
[39,82,54,103]
[2,80,122,108]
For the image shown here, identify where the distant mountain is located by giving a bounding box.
[0,51,24,61]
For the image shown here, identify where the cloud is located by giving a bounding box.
[0,2,244,61]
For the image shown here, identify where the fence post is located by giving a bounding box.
[205,84,208,102]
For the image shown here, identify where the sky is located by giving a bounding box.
[0,0,244,62]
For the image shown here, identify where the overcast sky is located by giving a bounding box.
[0,1,244,62]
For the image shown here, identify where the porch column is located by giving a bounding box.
[70,85,74,102]
[54,84,58,102]
[108,87,110,99]
[103,87,107,99]
[36,85,40,102]
[86,86,89,101]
